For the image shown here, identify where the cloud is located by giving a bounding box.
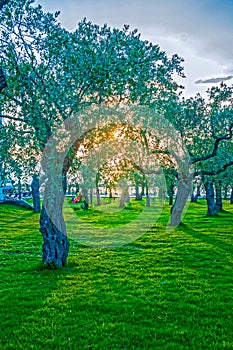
[35,0,233,96]
[195,75,233,84]
[36,0,233,64]
[223,68,233,74]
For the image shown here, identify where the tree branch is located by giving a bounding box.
[192,123,233,164]
[194,161,233,177]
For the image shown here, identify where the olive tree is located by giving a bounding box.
[177,84,233,215]
[1,0,186,267]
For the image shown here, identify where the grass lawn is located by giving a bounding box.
[0,199,232,349]
[64,198,164,247]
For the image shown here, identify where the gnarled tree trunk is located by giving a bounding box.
[40,206,69,268]
[170,172,192,227]
[40,176,69,268]
[204,181,217,215]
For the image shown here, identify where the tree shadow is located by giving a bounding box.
[178,223,233,254]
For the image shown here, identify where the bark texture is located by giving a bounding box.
[40,172,69,268]
[170,173,192,226]
[215,181,222,212]
[204,182,217,215]
[40,206,69,268]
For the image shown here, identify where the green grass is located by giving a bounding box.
[67,197,147,226]
[0,200,233,349]
[64,198,165,247]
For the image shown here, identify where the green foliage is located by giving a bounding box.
[0,0,186,200]
[0,201,233,349]
[179,84,233,168]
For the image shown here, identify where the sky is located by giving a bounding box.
[35,0,233,98]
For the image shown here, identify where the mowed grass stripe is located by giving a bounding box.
[0,200,232,349]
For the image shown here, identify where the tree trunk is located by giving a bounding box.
[109,187,113,199]
[96,173,101,206]
[168,183,174,206]
[31,174,40,213]
[204,182,217,215]
[119,180,129,207]
[40,176,69,268]
[191,184,200,203]
[167,180,174,206]
[96,185,101,206]
[89,189,93,205]
[170,173,192,226]
[18,178,22,200]
[119,198,125,207]
[169,194,173,206]
[141,184,145,197]
[230,188,233,204]
[81,188,89,210]
[125,190,130,203]
[82,188,89,204]
[146,183,150,207]
[191,190,195,202]
[135,184,142,200]
[215,180,222,212]
[40,206,69,268]
[223,186,228,200]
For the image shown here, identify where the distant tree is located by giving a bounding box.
[175,84,233,215]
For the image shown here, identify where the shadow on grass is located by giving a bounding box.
[178,223,233,254]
